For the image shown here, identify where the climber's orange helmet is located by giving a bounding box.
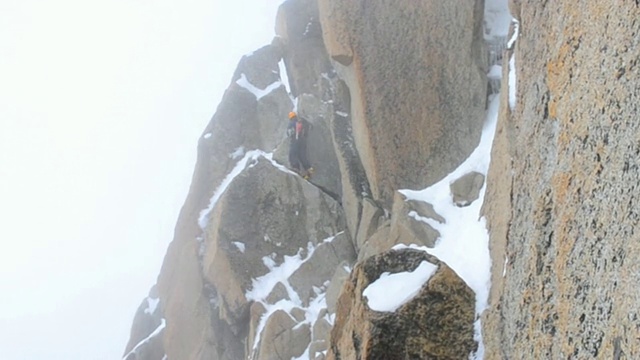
[288,111,296,119]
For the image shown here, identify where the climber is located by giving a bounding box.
[287,111,313,179]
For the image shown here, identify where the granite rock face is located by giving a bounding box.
[199,156,346,342]
[327,249,477,360]
[482,2,640,358]
[319,0,487,207]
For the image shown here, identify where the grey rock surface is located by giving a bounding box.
[451,171,485,207]
[388,192,442,250]
[482,2,640,358]
[256,310,311,360]
[325,261,351,314]
[201,158,345,326]
[319,0,487,207]
[289,232,356,305]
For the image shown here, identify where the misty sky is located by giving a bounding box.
[0,0,284,358]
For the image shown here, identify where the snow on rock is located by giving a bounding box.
[278,59,292,97]
[203,132,212,139]
[509,55,517,110]
[247,235,340,356]
[399,94,499,313]
[236,73,283,100]
[198,150,264,230]
[488,64,502,80]
[507,20,520,49]
[197,150,298,230]
[144,297,160,315]
[362,261,438,312]
[232,242,246,253]
[122,318,166,360]
[398,94,501,360]
[228,146,245,160]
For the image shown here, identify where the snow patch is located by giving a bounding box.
[232,242,246,253]
[487,65,502,80]
[246,242,315,303]
[229,146,245,160]
[399,94,499,313]
[363,261,438,312]
[503,255,509,277]
[278,59,293,101]
[144,297,160,315]
[236,73,283,100]
[508,55,517,110]
[247,234,339,357]
[203,132,212,139]
[507,20,520,49]
[335,111,349,117]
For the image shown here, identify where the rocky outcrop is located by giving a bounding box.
[289,232,356,305]
[255,310,311,360]
[201,157,346,326]
[275,0,332,97]
[328,249,477,360]
[451,171,485,207]
[123,288,164,360]
[482,1,640,358]
[318,0,487,207]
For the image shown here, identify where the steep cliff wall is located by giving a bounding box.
[482,1,640,358]
[319,0,487,207]
[121,0,508,359]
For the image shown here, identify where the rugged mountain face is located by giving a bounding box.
[123,0,638,359]
[318,0,487,208]
[482,1,640,359]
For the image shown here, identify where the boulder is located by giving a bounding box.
[290,307,307,323]
[327,249,477,360]
[201,158,346,326]
[265,282,290,305]
[289,232,356,305]
[450,171,485,207]
[388,192,443,250]
[357,221,392,262]
[256,310,311,360]
[312,316,332,343]
[232,43,283,90]
[310,340,328,360]
[318,0,487,207]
